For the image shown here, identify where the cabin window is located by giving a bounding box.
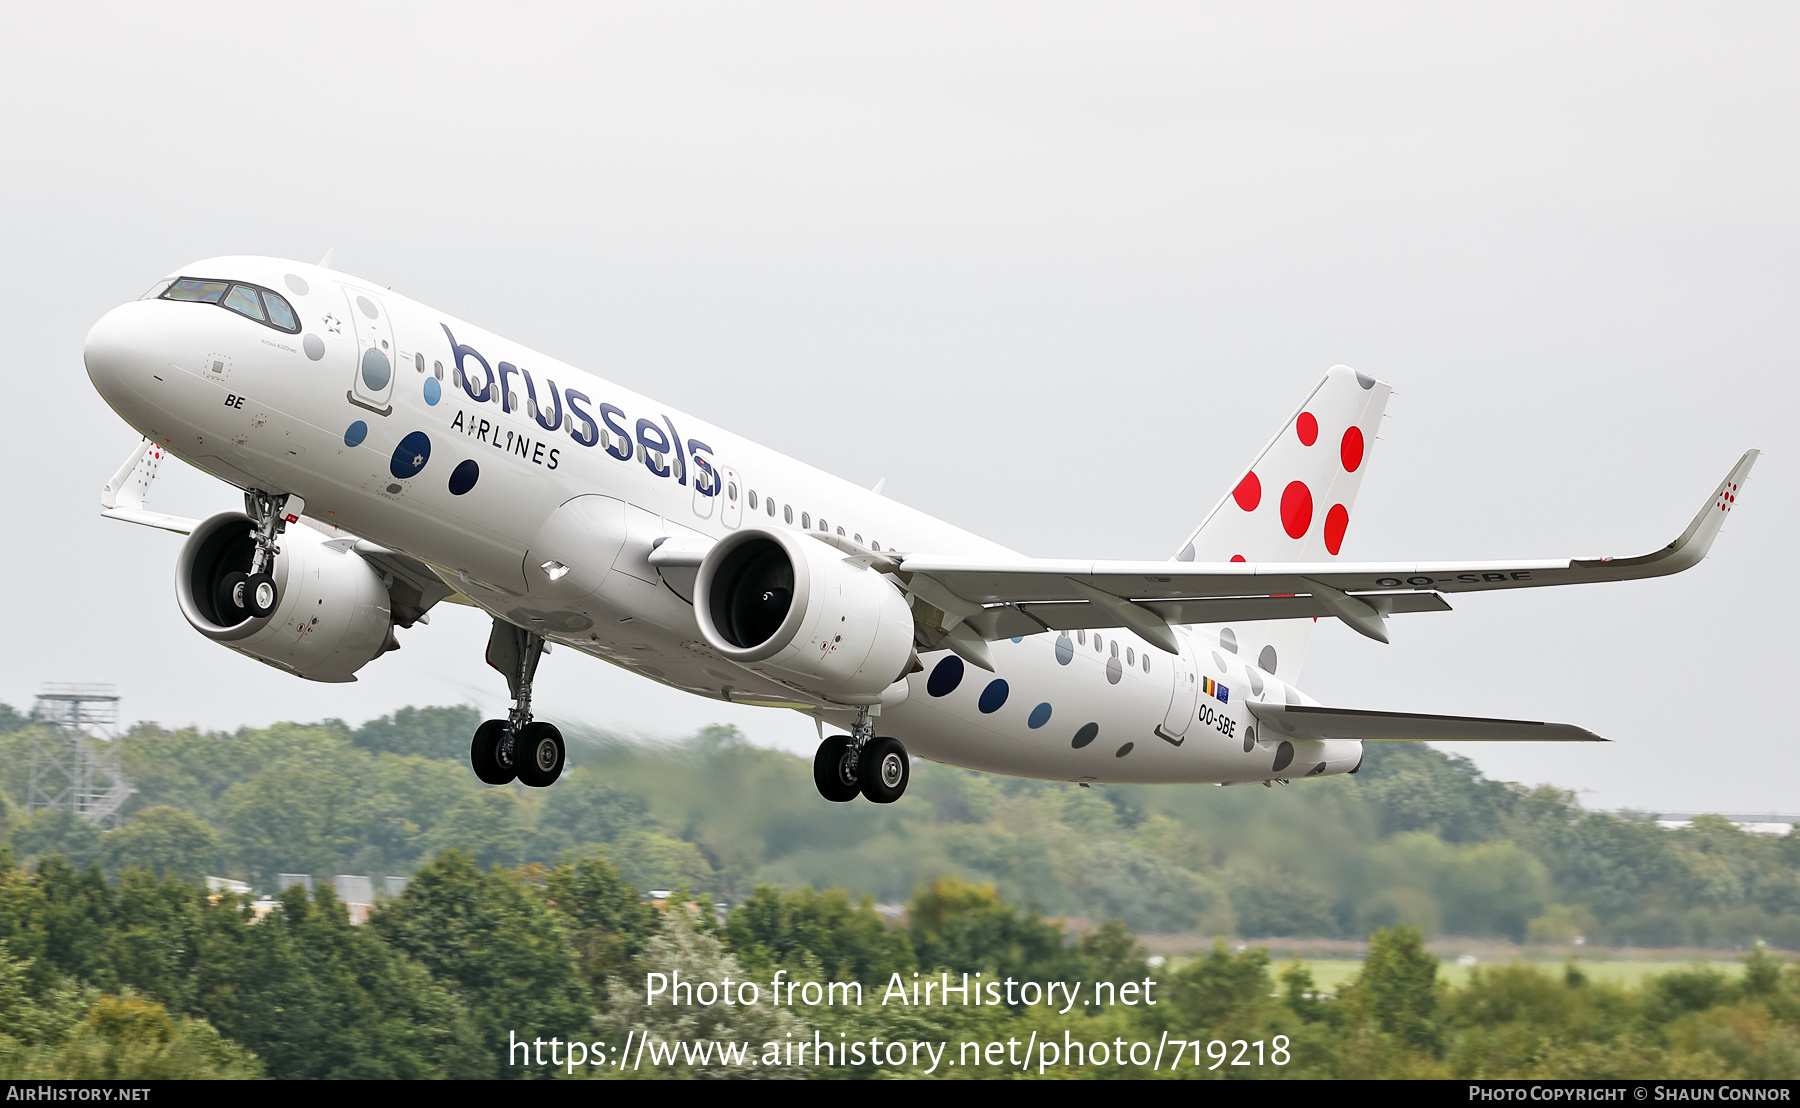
[767,499,776,517]
[818,518,828,532]
[1126,647,1135,666]
[748,490,758,510]
[801,512,811,529]
[1142,654,1151,673]
[1110,641,1119,658]
[784,506,794,524]
[853,533,862,544]
[1076,629,1085,645]
[433,361,444,381]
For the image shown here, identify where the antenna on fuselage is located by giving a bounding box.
[871,477,886,496]
[318,247,336,269]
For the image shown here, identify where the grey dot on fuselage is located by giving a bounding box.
[1115,742,1134,758]
[1219,627,1237,653]
[1178,543,1195,562]
[1258,645,1278,674]
[357,295,378,319]
[1105,656,1122,684]
[1355,370,1376,390]
[1211,652,1226,672]
[285,274,309,296]
[303,334,325,361]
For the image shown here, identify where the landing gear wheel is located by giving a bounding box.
[470,719,516,785]
[858,736,909,804]
[216,572,250,622]
[245,572,278,618]
[813,735,862,802]
[515,721,565,788]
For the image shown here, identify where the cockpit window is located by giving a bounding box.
[158,277,302,335]
[223,284,266,321]
[164,279,229,304]
[263,290,297,330]
[140,279,175,300]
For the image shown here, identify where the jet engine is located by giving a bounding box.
[175,511,395,683]
[694,528,914,704]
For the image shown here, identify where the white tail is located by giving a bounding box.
[1175,365,1392,681]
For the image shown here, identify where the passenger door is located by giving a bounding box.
[343,287,396,415]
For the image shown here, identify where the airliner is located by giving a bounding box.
[83,257,1756,802]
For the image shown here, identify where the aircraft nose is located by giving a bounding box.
[84,300,162,407]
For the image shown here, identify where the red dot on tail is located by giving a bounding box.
[1324,504,1350,555]
[1232,471,1261,512]
[1296,412,1318,446]
[1230,554,1246,563]
[1341,426,1365,473]
[1280,481,1313,539]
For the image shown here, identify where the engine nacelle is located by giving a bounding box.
[694,528,914,704]
[175,512,394,683]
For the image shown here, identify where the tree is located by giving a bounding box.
[44,993,260,1079]
[100,807,218,882]
[11,810,103,871]
[352,706,481,759]
[907,877,1081,988]
[545,849,661,1007]
[1346,925,1440,1050]
[421,790,528,871]
[372,852,592,1078]
[723,885,914,986]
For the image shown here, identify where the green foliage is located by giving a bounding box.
[546,849,662,1004]
[371,851,592,1077]
[908,877,1082,988]
[1346,925,1440,1050]
[12,810,103,871]
[100,807,218,882]
[352,706,482,758]
[723,884,915,985]
[40,993,261,1079]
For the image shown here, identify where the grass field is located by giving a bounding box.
[1286,958,1748,996]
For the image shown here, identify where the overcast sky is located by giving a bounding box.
[2,3,1793,814]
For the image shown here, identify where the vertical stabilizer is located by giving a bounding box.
[1175,365,1391,681]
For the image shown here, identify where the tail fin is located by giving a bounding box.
[1175,365,1392,680]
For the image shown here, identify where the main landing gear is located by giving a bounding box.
[217,490,290,622]
[470,620,565,788]
[813,707,909,804]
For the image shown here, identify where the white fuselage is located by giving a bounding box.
[84,256,1357,785]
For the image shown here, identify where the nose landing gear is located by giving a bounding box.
[218,490,291,622]
[470,620,565,788]
[811,707,909,804]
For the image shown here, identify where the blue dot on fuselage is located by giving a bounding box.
[1028,702,1052,729]
[927,655,964,697]
[390,431,432,479]
[449,459,479,496]
[1011,636,1023,643]
[344,420,367,447]
[423,377,442,405]
[978,679,1009,714]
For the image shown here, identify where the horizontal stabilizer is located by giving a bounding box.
[1248,702,1605,742]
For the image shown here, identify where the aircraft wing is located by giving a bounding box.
[1248,702,1605,743]
[893,450,1756,653]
